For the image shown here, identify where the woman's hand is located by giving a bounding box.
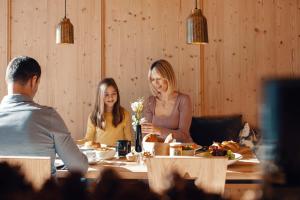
[141,122,161,135]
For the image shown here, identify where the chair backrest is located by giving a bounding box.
[146,156,228,194]
[0,156,51,189]
[190,115,243,146]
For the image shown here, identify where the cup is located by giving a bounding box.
[116,140,131,157]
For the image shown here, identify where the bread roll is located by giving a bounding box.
[143,133,164,143]
[91,142,101,148]
[221,141,240,152]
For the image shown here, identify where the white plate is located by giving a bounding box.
[54,159,64,168]
[194,152,243,165]
[78,145,94,151]
[227,153,243,165]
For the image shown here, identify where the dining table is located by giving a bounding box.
[56,153,263,198]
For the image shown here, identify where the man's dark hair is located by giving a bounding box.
[6,56,41,85]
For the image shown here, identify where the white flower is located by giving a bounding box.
[131,102,139,112]
[131,97,144,126]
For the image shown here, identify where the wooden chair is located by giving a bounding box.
[146,156,228,194]
[0,156,51,189]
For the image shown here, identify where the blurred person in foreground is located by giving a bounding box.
[261,79,300,199]
[0,162,34,200]
[0,56,88,174]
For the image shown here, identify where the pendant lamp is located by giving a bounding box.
[187,0,208,44]
[56,0,74,44]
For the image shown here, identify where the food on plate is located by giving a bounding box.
[221,140,240,152]
[181,143,197,156]
[126,152,138,162]
[182,143,196,151]
[196,142,235,159]
[84,141,101,149]
[92,142,101,148]
[209,144,227,156]
[143,133,164,143]
[209,145,235,159]
[142,151,153,158]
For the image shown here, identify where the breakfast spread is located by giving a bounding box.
[195,141,239,159]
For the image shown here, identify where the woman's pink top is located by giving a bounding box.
[143,92,193,142]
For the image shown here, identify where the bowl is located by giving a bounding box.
[126,152,138,162]
[95,147,116,160]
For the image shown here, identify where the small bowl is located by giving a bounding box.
[95,148,116,160]
[126,153,138,162]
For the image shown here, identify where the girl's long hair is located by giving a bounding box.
[90,78,124,130]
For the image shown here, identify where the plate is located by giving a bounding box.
[227,153,242,165]
[194,152,242,165]
[54,159,64,168]
[78,144,94,151]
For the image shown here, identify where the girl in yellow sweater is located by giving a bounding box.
[80,78,133,146]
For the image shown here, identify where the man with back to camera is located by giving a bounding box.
[0,56,88,174]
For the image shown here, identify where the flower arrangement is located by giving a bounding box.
[131,97,144,127]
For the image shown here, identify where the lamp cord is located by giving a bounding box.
[64,0,67,18]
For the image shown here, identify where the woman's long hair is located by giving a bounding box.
[90,78,124,130]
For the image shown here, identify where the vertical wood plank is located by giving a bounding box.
[0,0,8,98]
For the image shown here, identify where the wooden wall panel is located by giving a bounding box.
[203,0,300,127]
[6,0,102,139]
[104,0,201,114]
[0,0,299,138]
[11,0,49,103]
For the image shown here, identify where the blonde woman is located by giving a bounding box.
[79,78,133,146]
[142,59,192,142]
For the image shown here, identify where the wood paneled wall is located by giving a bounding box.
[0,0,102,139]
[0,0,8,97]
[0,0,299,138]
[104,0,201,114]
[203,0,300,127]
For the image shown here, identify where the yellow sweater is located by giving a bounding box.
[84,110,133,146]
